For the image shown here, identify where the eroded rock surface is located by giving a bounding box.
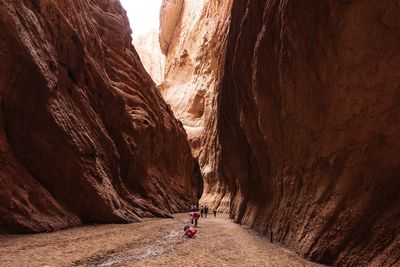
[133,29,165,85]
[159,0,233,211]
[159,0,183,54]
[0,0,200,233]
[210,0,400,266]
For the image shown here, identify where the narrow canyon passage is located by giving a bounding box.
[0,214,322,267]
[0,0,399,266]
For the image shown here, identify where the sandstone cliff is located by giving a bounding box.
[159,0,183,55]
[133,29,165,85]
[159,0,233,211]
[0,0,200,234]
[212,0,400,265]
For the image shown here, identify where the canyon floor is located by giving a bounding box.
[0,214,322,267]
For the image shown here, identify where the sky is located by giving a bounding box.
[120,0,163,37]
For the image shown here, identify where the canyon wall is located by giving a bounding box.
[159,0,233,210]
[159,0,183,55]
[213,0,400,265]
[133,29,165,85]
[0,0,200,234]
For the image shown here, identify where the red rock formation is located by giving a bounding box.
[0,0,200,233]
[211,0,400,265]
[159,0,233,211]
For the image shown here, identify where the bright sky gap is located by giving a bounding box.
[120,0,163,37]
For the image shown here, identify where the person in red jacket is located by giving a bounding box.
[182,225,197,238]
[190,210,200,227]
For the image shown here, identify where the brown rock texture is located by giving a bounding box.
[133,29,165,85]
[159,0,233,210]
[0,0,200,234]
[210,0,400,265]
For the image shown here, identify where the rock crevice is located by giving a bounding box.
[158,0,233,213]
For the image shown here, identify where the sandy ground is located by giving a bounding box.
[0,214,323,267]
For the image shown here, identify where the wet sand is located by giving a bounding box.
[0,214,322,266]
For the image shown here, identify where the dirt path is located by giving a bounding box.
[0,214,322,267]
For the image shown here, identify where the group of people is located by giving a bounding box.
[201,205,209,217]
[189,204,217,218]
[183,204,218,239]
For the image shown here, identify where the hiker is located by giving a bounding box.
[190,210,200,227]
[204,205,208,218]
[182,225,197,239]
[213,208,217,217]
[200,206,204,218]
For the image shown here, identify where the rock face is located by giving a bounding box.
[209,0,400,266]
[133,29,165,85]
[159,0,233,210]
[0,0,200,234]
[159,0,183,55]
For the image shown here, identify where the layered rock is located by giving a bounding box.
[133,29,165,85]
[211,0,400,265]
[159,0,233,211]
[0,0,200,234]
